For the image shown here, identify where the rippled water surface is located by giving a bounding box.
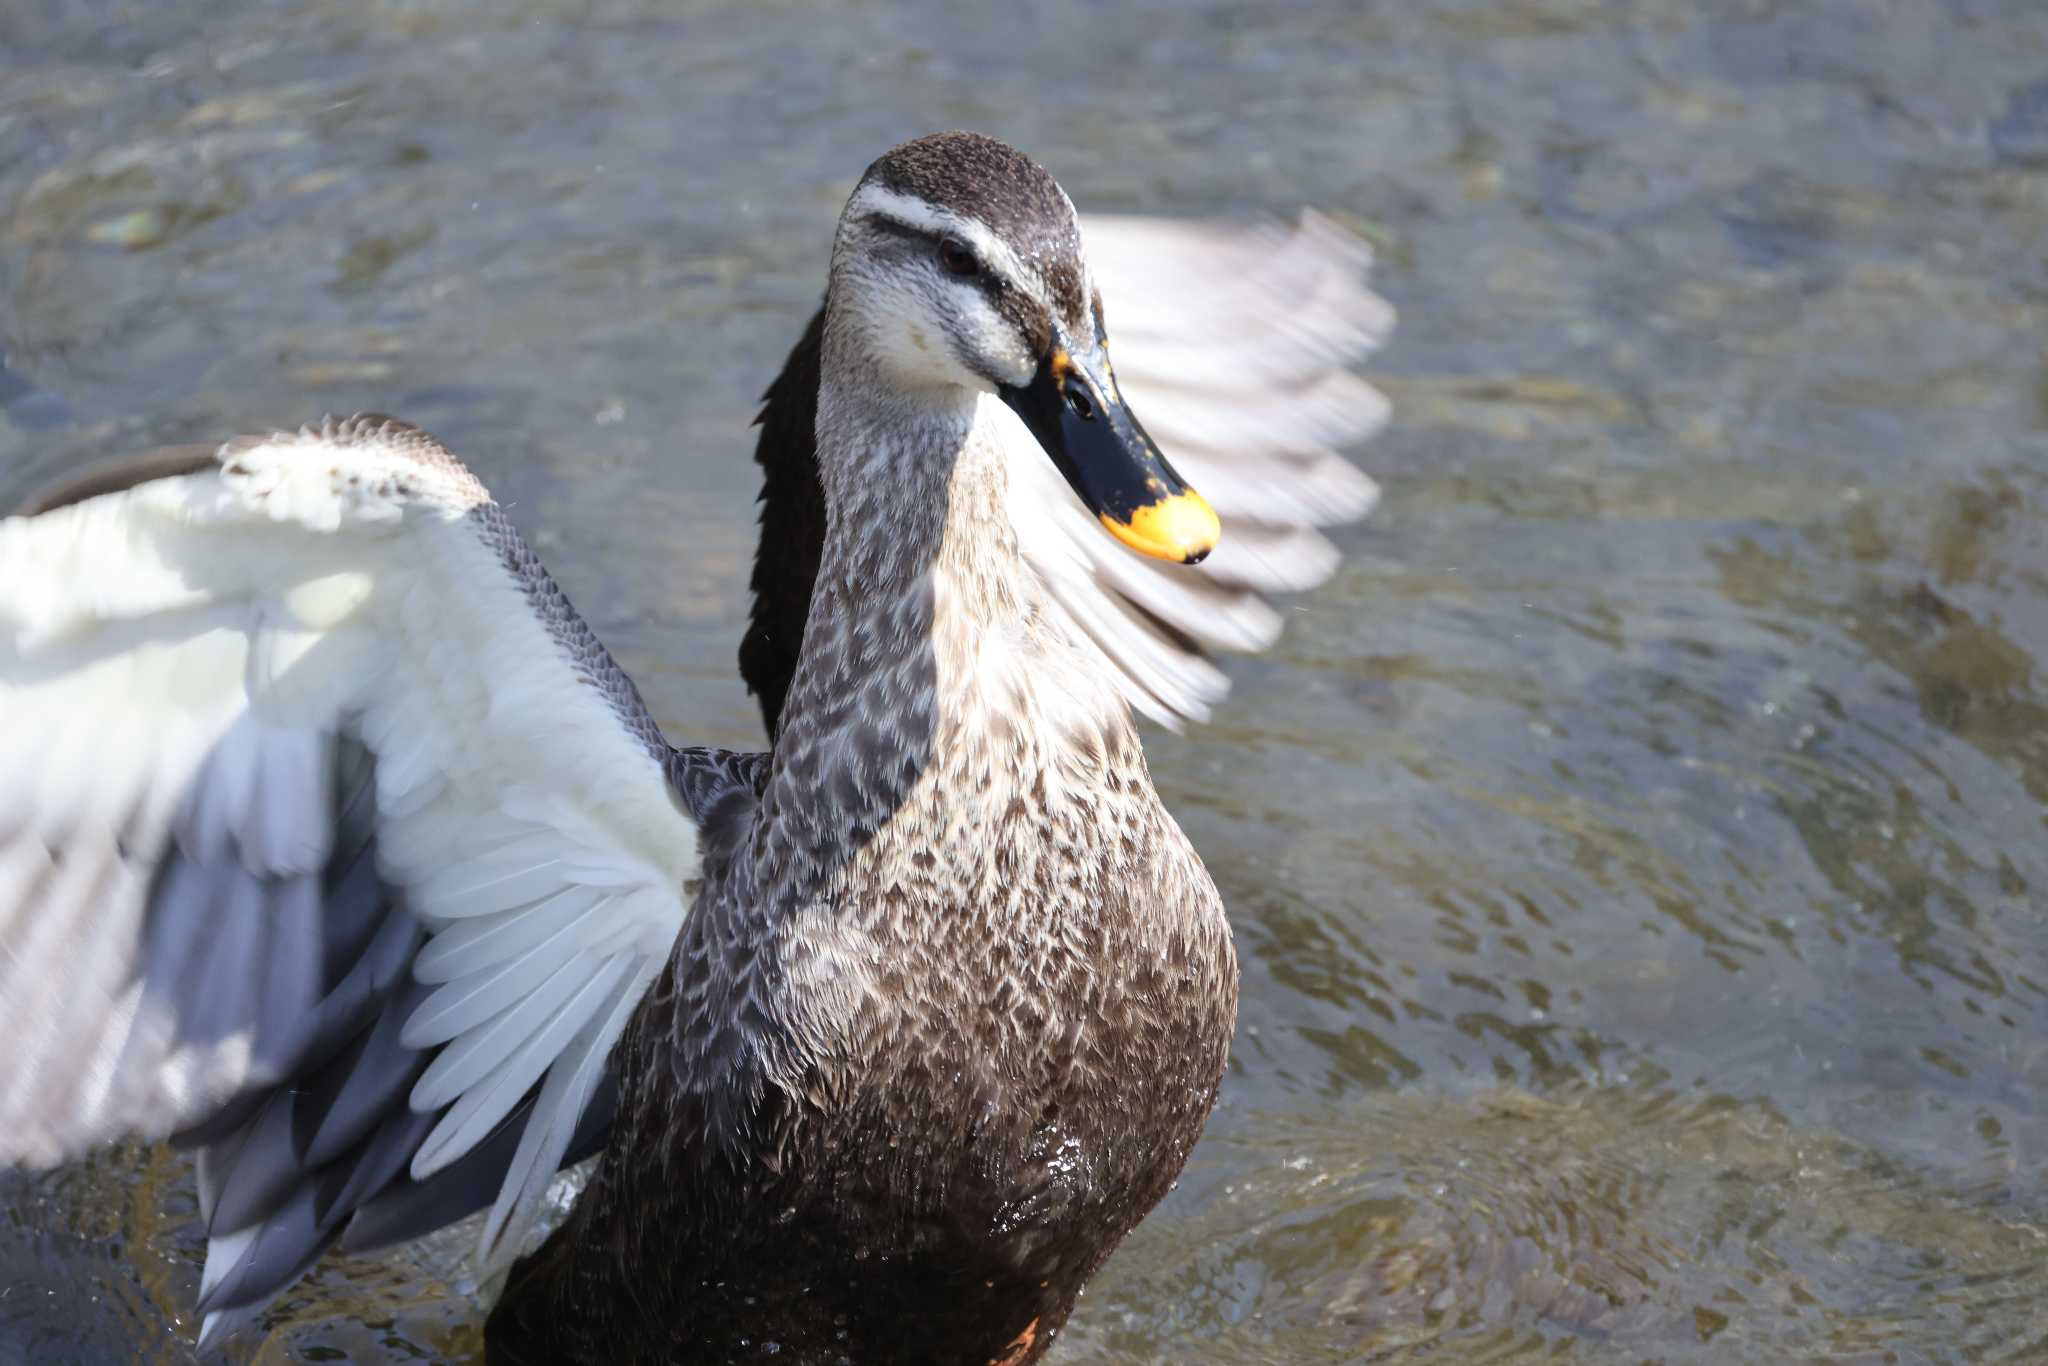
[4,0,2046,1361]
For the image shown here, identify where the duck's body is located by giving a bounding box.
[495,250,1237,1362]
[0,133,1386,1362]
[502,454,1230,1356]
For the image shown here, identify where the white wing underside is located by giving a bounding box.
[1019,210,1393,726]
[0,420,698,1332]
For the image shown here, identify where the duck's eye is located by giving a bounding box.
[938,237,981,278]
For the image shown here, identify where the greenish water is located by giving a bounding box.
[3,0,2045,1361]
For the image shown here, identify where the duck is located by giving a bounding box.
[0,132,1389,1363]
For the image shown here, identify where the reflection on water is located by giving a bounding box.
[3,0,2046,1361]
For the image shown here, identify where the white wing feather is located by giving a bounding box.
[1019,210,1394,727]
[0,421,694,1282]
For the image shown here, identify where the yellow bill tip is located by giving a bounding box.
[1100,489,1220,564]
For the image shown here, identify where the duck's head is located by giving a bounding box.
[828,131,1219,565]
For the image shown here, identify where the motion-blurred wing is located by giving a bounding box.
[1016,210,1393,726]
[0,415,697,1340]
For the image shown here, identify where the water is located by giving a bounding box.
[3,0,2045,1360]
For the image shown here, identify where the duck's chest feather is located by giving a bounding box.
[490,621,1236,1365]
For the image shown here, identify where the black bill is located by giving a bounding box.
[999,330,1219,564]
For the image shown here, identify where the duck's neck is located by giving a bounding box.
[810,376,1023,628]
[756,353,1035,883]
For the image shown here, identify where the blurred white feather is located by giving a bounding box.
[1020,209,1394,727]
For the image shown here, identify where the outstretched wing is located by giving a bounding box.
[1020,211,1392,726]
[0,415,700,1341]
[740,210,1391,734]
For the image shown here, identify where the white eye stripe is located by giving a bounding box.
[846,184,1041,304]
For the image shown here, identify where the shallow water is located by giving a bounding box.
[3,0,2046,1361]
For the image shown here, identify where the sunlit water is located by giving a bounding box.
[3,1,2046,1361]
